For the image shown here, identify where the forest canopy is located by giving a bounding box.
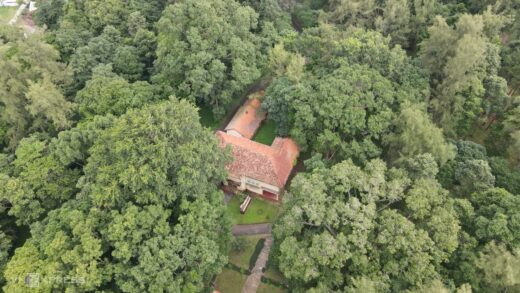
[0,0,519,292]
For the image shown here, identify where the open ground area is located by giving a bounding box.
[227,195,280,225]
[215,235,288,293]
[252,120,277,145]
[257,282,288,293]
[0,6,17,24]
[214,268,247,293]
[228,235,264,269]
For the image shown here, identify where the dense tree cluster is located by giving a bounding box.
[0,0,518,292]
[0,27,73,150]
[154,0,271,117]
[263,27,432,164]
[1,100,231,292]
[273,157,461,291]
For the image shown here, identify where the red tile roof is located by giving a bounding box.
[216,131,299,188]
[224,97,266,139]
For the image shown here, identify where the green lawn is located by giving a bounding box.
[214,268,247,293]
[198,104,219,130]
[228,235,264,269]
[257,282,288,293]
[264,266,286,284]
[253,120,277,145]
[0,6,17,24]
[227,195,280,225]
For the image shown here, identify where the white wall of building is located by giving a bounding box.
[0,0,19,7]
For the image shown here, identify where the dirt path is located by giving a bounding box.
[241,235,273,293]
[232,223,272,236]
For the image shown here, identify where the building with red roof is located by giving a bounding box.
[217,95,299,201]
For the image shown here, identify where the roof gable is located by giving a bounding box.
[224,97,265,139]
[216,131,299,188]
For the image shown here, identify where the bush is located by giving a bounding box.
[261,276,288,288]
[225,262,249,275]
[249,239,265,271]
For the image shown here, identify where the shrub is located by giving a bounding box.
[249,238,265,271]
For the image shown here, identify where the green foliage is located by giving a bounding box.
[1,1,520,292]
[325,0,441,49]
[3,202,106,292]
[49,114,115,166]
[3,99,232,292]
[0,28,72,150]
[0,231,11,286]
[273,159,459,291]
[79,99,230,207]
[240,0,293,32]
[470,188,520,247]
[489,156,520,194]
[476,241,520,292]
[33,0,66,29]
[263,27,429,164]
[0,135,80,225]
[403,153,439,180]
[68,26,128,91]
[0,198,13,287]
[154,0,267,117]
[75,65,160,118]
[419,12,508,136]
[385,103,456,165]
[455,159,495,195]
[438,140,491,192]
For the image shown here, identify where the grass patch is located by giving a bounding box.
[257,282,288,293]
[198,104,219,130]
[228,235,264,270]
[253,120,277,145]
[264,265,286,284]
[227,195,280,225]
[0,6,17,24]
[214,268,247,293]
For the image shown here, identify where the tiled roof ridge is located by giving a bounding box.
[216,131,298,187]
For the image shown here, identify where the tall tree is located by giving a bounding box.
[0,28,73,150]
[273,159,459,291]
[154,0,266,117]
[0,198,13,287]
[75,65,160,119]
[3,99,232,292]
[325,0,441,49]
[476,241,520,292]
[0,135,80,225]
[263,27,430,164]
[384,102,456,165]
[33,0,66,29]
[419,12,508,135]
